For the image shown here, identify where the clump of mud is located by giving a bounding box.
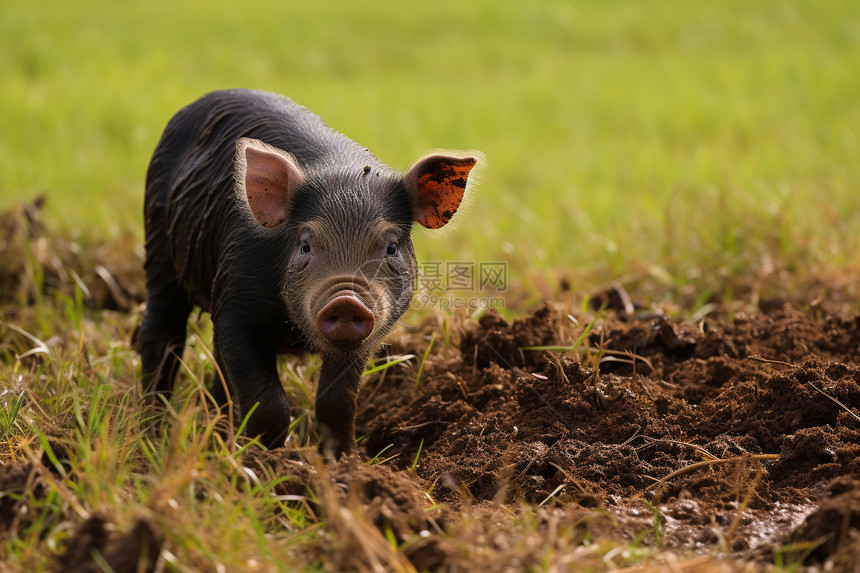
[54,515,163,573]
[788,477,860,567]
[244,448,430,540]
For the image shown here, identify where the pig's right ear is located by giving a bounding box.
[235,137,305,228]
[404,152,483,229]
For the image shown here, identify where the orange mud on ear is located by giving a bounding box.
[414,157,476,229]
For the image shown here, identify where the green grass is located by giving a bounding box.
[2,0,858,287]
[1,1,859,570]
[0,305,317,570]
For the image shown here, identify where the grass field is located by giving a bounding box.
[1,1,860,571]
[3,0,859,283]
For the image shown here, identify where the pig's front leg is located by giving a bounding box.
[315,354,366,458]
[212,319,291,449]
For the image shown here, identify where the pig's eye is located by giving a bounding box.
[386,242,399,257]
[300,241,312,255]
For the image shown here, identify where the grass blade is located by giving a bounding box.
[363,355,415,376]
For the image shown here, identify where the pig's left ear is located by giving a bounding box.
[235,137,305,228]
[404,152,482,229]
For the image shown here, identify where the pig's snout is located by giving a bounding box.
[316,292,375,343]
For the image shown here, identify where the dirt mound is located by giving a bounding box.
[244,448,430,540]
[54,515,163,573]
[0,462,41,537]
[350,302,860,565]
[0,443,72,538]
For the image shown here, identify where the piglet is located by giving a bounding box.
[138,89,481,456]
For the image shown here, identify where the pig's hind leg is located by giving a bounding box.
[139,244,193,400]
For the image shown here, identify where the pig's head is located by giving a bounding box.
[234,137,481,359]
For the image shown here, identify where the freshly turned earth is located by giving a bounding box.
[249,300,860,570]
[4,291,859,571]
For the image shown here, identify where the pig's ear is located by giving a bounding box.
[404,152,482,229]
[235,138,305,228]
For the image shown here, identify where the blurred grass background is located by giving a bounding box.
[0,4,858,568]
[1,0,858,295]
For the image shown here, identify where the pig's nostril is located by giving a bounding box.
[316,295,375,342]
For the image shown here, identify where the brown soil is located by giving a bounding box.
[1,200,859,570]
[240,300,860,570]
